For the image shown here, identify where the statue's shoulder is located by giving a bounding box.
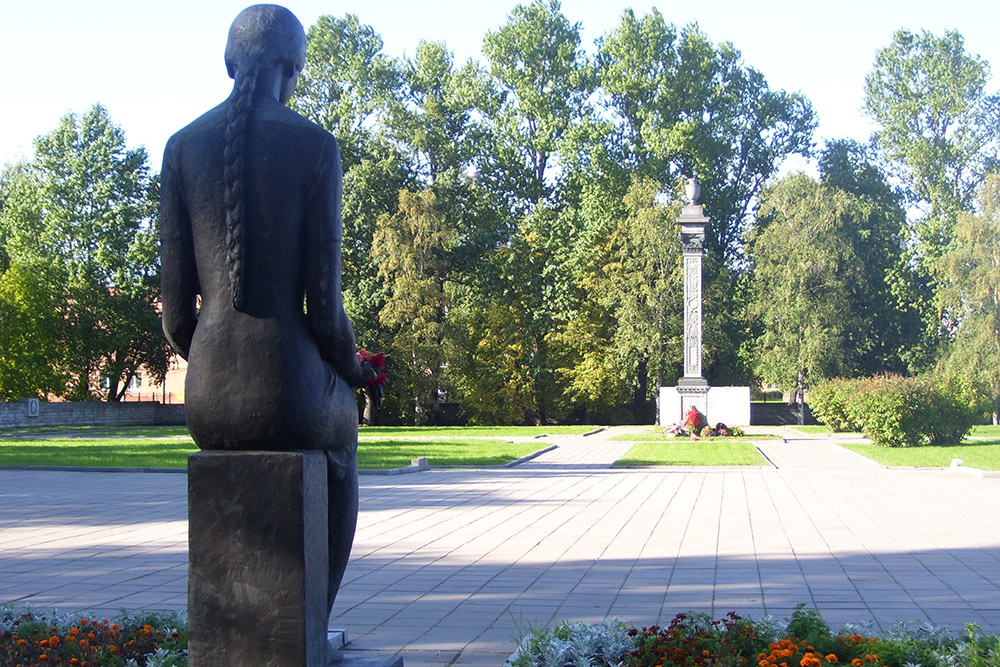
[163,104,227,166]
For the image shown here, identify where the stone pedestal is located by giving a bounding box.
[188,450,329,667]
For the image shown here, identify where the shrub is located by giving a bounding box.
[809,377,864,432]
[839,374,979,447]
[700,425,715,438]
[921,374,979,446]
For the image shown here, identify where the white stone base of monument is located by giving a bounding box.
[658,386,751,426]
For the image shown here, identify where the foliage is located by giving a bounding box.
[937,173,1000,423]
[0,605,187,667]
[596,9,816,264]
[864,29,1000,260]
[809,377,866,432]
[507,618,636,667]
[508,608,1000,667]
[842,374,978,448]
[747,174,866,398]
[0,105,168,402]
[482,0,594,210]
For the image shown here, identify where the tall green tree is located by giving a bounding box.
[937,172,1000,423]
[0,105,168,401]
[597,9,816,263]
[864,29,1000,259]
[0,259,68,401]
[747,174,868,419]
[291,14,403,171]
[818,139,928,373]
[481,0,595,212]
[372,189,455,424]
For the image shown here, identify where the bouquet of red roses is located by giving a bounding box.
[357,349,387,407]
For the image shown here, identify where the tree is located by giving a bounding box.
[0,105,168,401]
[597,9,816,264]
[0,260,68,401]
[481,0,595,211]
[937,173,1000,423]
[747,174,867,421]
[818,139,928,373]
[864,29,1000,260]
[291,14,403,171]
[372,189,454,424]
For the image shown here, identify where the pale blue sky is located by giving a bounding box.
[2,0,998,172]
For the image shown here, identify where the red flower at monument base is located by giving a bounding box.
[683,405,703,431]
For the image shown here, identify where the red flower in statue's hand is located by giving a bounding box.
[370,352,385,370]
[367,372,387,388]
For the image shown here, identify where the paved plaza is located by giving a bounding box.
[2,427,1000,666]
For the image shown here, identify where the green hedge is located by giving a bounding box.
[810,374,978,447]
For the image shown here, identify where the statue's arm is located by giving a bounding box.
[159,142,199,360]
[304,137,366,387]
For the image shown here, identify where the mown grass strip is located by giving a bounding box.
[358,425,596,437]
[0,432,549,470]
[841,438,1000,470]
[357,438,544,468]
[613,440,767,467]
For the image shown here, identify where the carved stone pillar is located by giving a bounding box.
[677,178,708,389]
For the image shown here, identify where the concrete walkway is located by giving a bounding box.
[2,427,1000,666]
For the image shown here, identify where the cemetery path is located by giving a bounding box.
[2,426,999,667]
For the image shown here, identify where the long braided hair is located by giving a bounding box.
[222,5,306,310]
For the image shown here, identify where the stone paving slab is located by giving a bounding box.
[2,426,1000,666]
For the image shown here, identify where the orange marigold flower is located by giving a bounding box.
[48,635,60,646]
[865,655,879,663]
[87,632,96,639]
[39,655,49,662]
[851,659,863,666]
[79,619,89,626]
[826,655,838,663]
[68,628,80,636]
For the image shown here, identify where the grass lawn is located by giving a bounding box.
[614,440,767,467]
[969,424,1000,437]
[357,438,544,468]
[0,426,558,469]
[357,425,597,437]
[609,429,780,442]
[841,438,1000,470]
[0,437,197,468]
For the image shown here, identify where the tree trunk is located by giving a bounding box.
[363,390,376,426]
[633,358,648,423]
[797,369,805,426]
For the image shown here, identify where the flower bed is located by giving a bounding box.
[506,607,1000,667]
[0,606,186,667]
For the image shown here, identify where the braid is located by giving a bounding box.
[223,68,257,311]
